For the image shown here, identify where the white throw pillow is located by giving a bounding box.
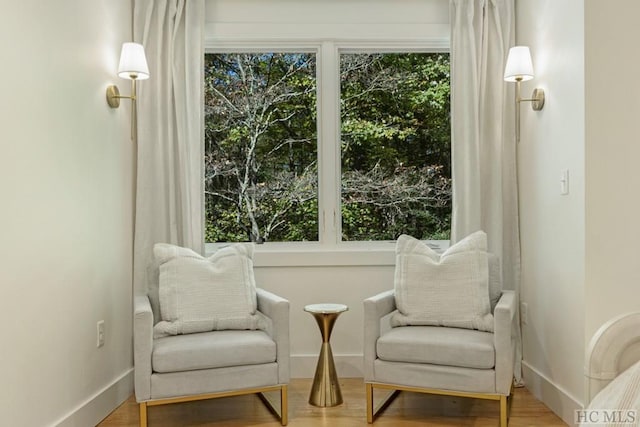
[391,231,494,332]
[153,242,265,338]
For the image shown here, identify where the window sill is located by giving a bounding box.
[205,240,450,267]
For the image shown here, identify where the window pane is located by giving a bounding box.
[204,53,318,243]
[340,53,451,241]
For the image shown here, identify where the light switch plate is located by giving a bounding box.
[560,169,569,195]
[97,320,105,348]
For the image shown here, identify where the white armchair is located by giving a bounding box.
[134,287,290,426]
[363,255,517,426]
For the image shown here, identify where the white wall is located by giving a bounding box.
[516,0,586,423]
[0,1,134,426]
[205,0,449,41]
[519,2,640,424]
[584,0,640,352]
[205,0,450,377]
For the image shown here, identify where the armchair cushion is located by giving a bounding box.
[152,329,276,373]
[153,243,265,338]
[376,326,495,369]
[391,231,494,332]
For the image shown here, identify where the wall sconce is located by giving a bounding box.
[503,46,545,143]
[106,42,150,140]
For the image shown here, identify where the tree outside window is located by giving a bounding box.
[204,53,318,243]
[340,53,451,241]
[204,50,450,243]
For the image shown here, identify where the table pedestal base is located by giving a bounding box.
[309,342,342,407]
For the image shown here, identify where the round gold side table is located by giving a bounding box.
[304,303,349,407]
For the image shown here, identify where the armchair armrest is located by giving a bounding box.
[257,288,290,384]
[494,290,516,394]
[133,295,153,402]
[363,290,396,381]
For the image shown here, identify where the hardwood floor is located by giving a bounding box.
[98,378,567,426]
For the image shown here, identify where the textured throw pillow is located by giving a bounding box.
[153,243,265,338]
[391,231,494,332]
[488,253,503,312]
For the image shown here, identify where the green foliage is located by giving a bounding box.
[204,51,451,243]
[204,53,318,243]
[340,53,451,240]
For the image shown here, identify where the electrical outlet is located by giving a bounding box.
[520,303,528,325]
[97,320,105,348]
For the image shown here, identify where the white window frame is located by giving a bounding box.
[204,39,450,265]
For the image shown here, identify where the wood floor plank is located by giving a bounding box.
[98,378,567,426]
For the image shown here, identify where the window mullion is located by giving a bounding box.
[317,41,340,245]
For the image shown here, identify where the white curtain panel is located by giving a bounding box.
[449,0,522,382]
[132,0,205,296]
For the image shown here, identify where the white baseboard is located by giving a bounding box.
[54,368,134,427]
[522,361,583,427]
[291,353,363,378]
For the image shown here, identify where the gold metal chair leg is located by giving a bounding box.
[366,383,401,423]
[281,385,288,426]
[139,402,147,427]
[500,395,508,427]
[366,383,374,423]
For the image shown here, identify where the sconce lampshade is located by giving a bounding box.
[117,42,150,80]
[503,46,534,82]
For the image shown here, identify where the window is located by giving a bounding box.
[204,52,318,243]
[204,44,450,245]
[340,52,451,241]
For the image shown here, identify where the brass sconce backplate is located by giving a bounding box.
[531,88,545,111]
[106,85,121,108]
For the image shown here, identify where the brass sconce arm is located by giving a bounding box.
[513,79,545,143]
[515,77,545,111]
[106,79,139,140]
[106,83,137,108]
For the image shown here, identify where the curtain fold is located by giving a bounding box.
[132,0,205,296]
[449,0,522,382]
